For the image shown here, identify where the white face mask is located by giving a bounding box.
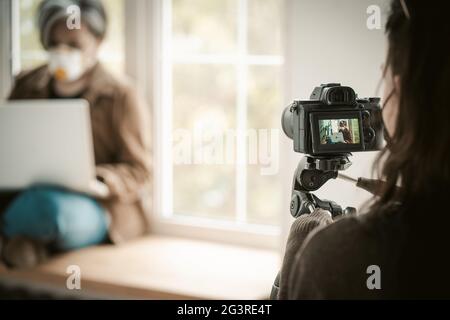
[48,49,86,82]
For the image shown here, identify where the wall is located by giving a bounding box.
[279,0,390,247]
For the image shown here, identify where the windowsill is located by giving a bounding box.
[151,216,281,250]
[0,235,280,299]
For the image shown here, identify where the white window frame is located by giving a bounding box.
[0,0,17,100]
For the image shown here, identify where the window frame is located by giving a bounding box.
[0,0,15,100]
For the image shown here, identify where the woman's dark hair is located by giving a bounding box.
[38,0,108,49]
[372,0,450,212]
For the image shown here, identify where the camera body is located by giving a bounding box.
[282,83,384,156]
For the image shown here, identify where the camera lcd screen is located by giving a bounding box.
[318,118,361,145]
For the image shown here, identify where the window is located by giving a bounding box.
[157,0,284,230]
[15,0,125,75]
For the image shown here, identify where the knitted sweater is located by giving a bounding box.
[275,202,450,299]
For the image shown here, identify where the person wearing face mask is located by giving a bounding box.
[0,0,152,269]
[275,0,450,299]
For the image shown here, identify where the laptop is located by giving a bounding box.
[0,99,109,198]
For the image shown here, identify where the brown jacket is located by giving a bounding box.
[6,63,153,244]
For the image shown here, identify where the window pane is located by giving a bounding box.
[99,0,125,74]
[19,0,46,70]
[172,0,238,55]
[172,64,236,220]
[173,166,236,220]
[168,0,284,226]
[248,0,282,55]
[247,66,282,129]
[247,66,283,225]
[247,167,282,225]
[18,0,125,74]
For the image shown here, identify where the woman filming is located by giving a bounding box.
[277,0,450,299]
[0,0,152,269]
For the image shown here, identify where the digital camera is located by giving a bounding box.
[282,83,384,156]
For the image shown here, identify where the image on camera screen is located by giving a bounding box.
[319,118,361,145]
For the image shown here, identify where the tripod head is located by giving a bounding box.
[290,154,356,218]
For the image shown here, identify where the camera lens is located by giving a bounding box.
[281,107,294,139]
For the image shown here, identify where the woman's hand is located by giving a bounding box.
[90,179,110,199]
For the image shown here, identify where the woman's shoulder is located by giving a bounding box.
[89,64,144,107]
[288,210,404,299]
[92,64,138,96]
[9,65,51,99]
[14,64,49,82]
[303,212,384,258]
[312,204,404,251]
[325,207,401,239]
[89,65,149,123]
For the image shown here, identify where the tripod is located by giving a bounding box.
[270,154,356,299]
[289,154,357,218]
